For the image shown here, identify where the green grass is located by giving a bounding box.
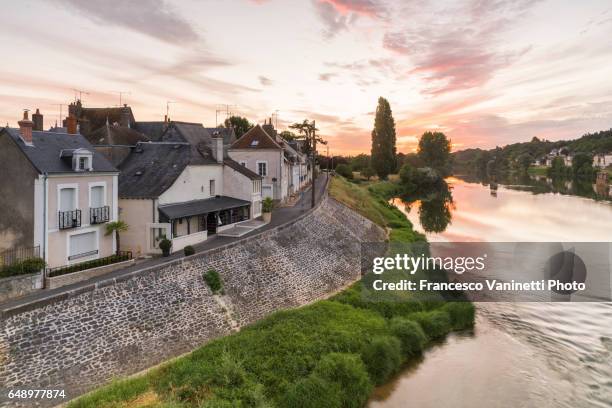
[527,165,548,176]
[69,175,474,408]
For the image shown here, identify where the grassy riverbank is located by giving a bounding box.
[69,176,474,408]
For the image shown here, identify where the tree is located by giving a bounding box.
[223,116,253,138]
[335,164,353,179]
[516,153,533,173]
[572,152,593,176]
[105,221,128,255]
[361,166,375,180]
[279,130,298,141]
[289,119,327,158]
[417,131,451,176]
[371,97,397,179]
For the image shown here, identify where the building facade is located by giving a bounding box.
[0,111,119,268]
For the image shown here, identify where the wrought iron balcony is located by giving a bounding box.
[90,206,110,224]
[58,209,81,229]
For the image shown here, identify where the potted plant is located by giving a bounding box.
[262,197,274,223]
[159,237,172,257]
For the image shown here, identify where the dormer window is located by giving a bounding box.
[72,149,93,172]
[251,140,259,146]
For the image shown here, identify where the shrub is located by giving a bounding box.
[0,257,45,278]
[312,353,372,408]
[204,269,223,294]
[389,317,427,357]
[360,336,402,385]
[183,245,195,256]
[281,375,342,408]
[262,197,274,213]
[335,164,353,179]
[408,310,452,340]
[444,302,476,330]
[159,238,172,257]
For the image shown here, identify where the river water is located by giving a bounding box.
[369,177,612,408]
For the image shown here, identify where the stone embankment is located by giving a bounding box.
[0,195,384,407]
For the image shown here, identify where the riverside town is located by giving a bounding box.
[1,1,611,408]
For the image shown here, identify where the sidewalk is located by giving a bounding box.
[0,175,329,315]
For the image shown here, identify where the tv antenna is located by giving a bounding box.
[53,103,67,124]
[110,91,131,106]
[72,88,89,102]
[215,104,237,126]
[272,110,279,128]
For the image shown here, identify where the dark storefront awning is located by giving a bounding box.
[158,196,250,219]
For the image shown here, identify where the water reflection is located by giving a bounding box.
[375,177,612,407]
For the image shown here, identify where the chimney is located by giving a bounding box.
[120,104,131,128]
[66,114,77,134]
[32,108,43,131]
[211,133,224,164]
[18,110,34,144]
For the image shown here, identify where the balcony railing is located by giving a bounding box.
[90,206,110,224]
[58,209,81,229]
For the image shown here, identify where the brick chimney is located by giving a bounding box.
[18,110,34,144]
[211,132,224,163]
[66,114,77,134]
[32,108,43,131]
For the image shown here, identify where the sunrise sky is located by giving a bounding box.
[1,0,611,154]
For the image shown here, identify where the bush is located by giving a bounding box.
[444,302,476,330]
[159,238,172,257]
[262,197,274,213]
[312,353,372,408]
[0,257,45,278]
[204,269,223,294]
[335,164,353,179]
[281,375,342,408]
[360,336,402,385]
[183,245,195,256]
[389,317,427,357]
[408,310,452,340]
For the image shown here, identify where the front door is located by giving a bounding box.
[206,212,217,235]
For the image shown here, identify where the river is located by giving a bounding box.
[369,176,612,408]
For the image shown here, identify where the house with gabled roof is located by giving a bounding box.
[117,121,262,256]
[0,110,119,268]
[228,120,310,202]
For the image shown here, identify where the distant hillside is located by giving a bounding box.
[453,129,612,174]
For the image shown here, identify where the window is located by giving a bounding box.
[59,188,76,211]
[251,140,259,146]
[69,231,97,260]
[90,185,105,208]
[257,162,267,176]
[210,179,216,195]
[79,157,87,170]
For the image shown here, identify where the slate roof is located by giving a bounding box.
[85,123,149,146]
[158,196,251,219]
[80,107,135,131]
[160,122,218,165]
[118,142,192,199]
[2,127,117,174]
[133,121,168,141]
[205,127,237,146]
[230,125,282,150]
[224,158,262,180]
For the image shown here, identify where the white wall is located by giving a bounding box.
[223,168,262,218]
[228,149,289,201]
[158,164,224,205]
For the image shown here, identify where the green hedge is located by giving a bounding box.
[0,257,45,278]
[47,254,130,277]
[204,270,223,294]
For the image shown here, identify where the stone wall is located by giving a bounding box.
[0,273,42,304]
[0,196,384,407]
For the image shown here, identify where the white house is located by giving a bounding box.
[593,153,612,168]
[118,122,262,256]
[228,121,311,202]
[0,110,119,269]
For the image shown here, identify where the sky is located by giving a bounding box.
[1,0,611,155]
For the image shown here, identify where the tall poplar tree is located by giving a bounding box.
[371,97,397,179]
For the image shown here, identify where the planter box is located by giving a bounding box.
[262,212,272,223]
[45,259,135,289]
